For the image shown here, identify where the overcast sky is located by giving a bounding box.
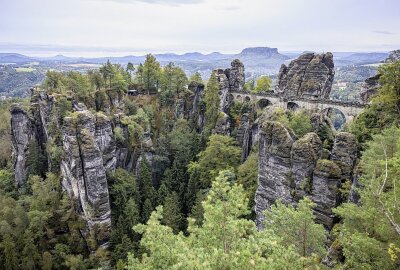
[1,0,399,56]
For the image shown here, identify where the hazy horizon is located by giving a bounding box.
[1,0,399,57]
[0,43,394,58]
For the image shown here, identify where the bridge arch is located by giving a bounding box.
[244,96,251,102]
[235,94,243,102]
[287,102,300,111]
[322,107,346,130]
[257,98,272,110]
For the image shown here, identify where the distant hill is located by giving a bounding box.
[0,53,34,64]
[237,47,289,60]
[335,52,388,66]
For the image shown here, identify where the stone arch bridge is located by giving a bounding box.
[230,92,365,122]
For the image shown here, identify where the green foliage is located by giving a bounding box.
[0,171,90,269]
[204,72,220,134]
[142,54,161,94]
[127,170,306,269]
[0,100,13,168]
[349,61,400,148]
[108,168,141,264]
[254,75,272,93]
[237,152,258,211]
[138,159,157,222]
[228,101,251,127]
[99,60,129,94]
[264,198,327,259]
[65,71,92,101]
[244,77,255,92]
[162,192,183,233]
[270,108,313,138]
[121,108,151,150]
[88,69,104,90]
[0,170,16,197]
[188,134,241,188]
[288,110,313,137]
[160,62,188,104]
[43,71,67,93]
[189,71,203,84]
[334,126,400,269]
[126,62,135,82]
[109,168,138,218]
[114,127,125,144]
[168,118,201,168]
[26,140,48,179]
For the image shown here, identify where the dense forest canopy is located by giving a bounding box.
[0,54,399,269]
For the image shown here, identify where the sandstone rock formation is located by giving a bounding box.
[188,81,205,132]
[10,88,116,247]
[360,74,381,103]
[278,52,334,99]
[255,118,357,229]
[10,104,35,186]
[61,111,113,246]
[227,59,245,93]
[385,49,400,63]
[214,59,245,112]
[255,121,295,229]
[214,112,230,135]
[236,113,252,162]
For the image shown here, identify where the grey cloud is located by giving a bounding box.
[100,0,203,6]
[373,30,394,35]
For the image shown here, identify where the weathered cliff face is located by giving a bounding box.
[227,59,245,92]
[11,88,65,185]
[10,104,35,186]
[215,59,245,112]
[278,52,334,99]
[10,89,118,247]
[236,113,252,162]
[188,81,205,132]
[95,113,117,172]
[255,121,295,229]
[360,74,381,103]
[95,89,124,114]
[215,69,231,112]
[255,117,357,229]
[61,111,112,245]
[330,132,357,180]
[213,112,230,135]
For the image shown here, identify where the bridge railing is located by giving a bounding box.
[232,90,366,108]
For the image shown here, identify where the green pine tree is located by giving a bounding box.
[204,72,220,134]
[142,198,154,223]
[162,192,183,233]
